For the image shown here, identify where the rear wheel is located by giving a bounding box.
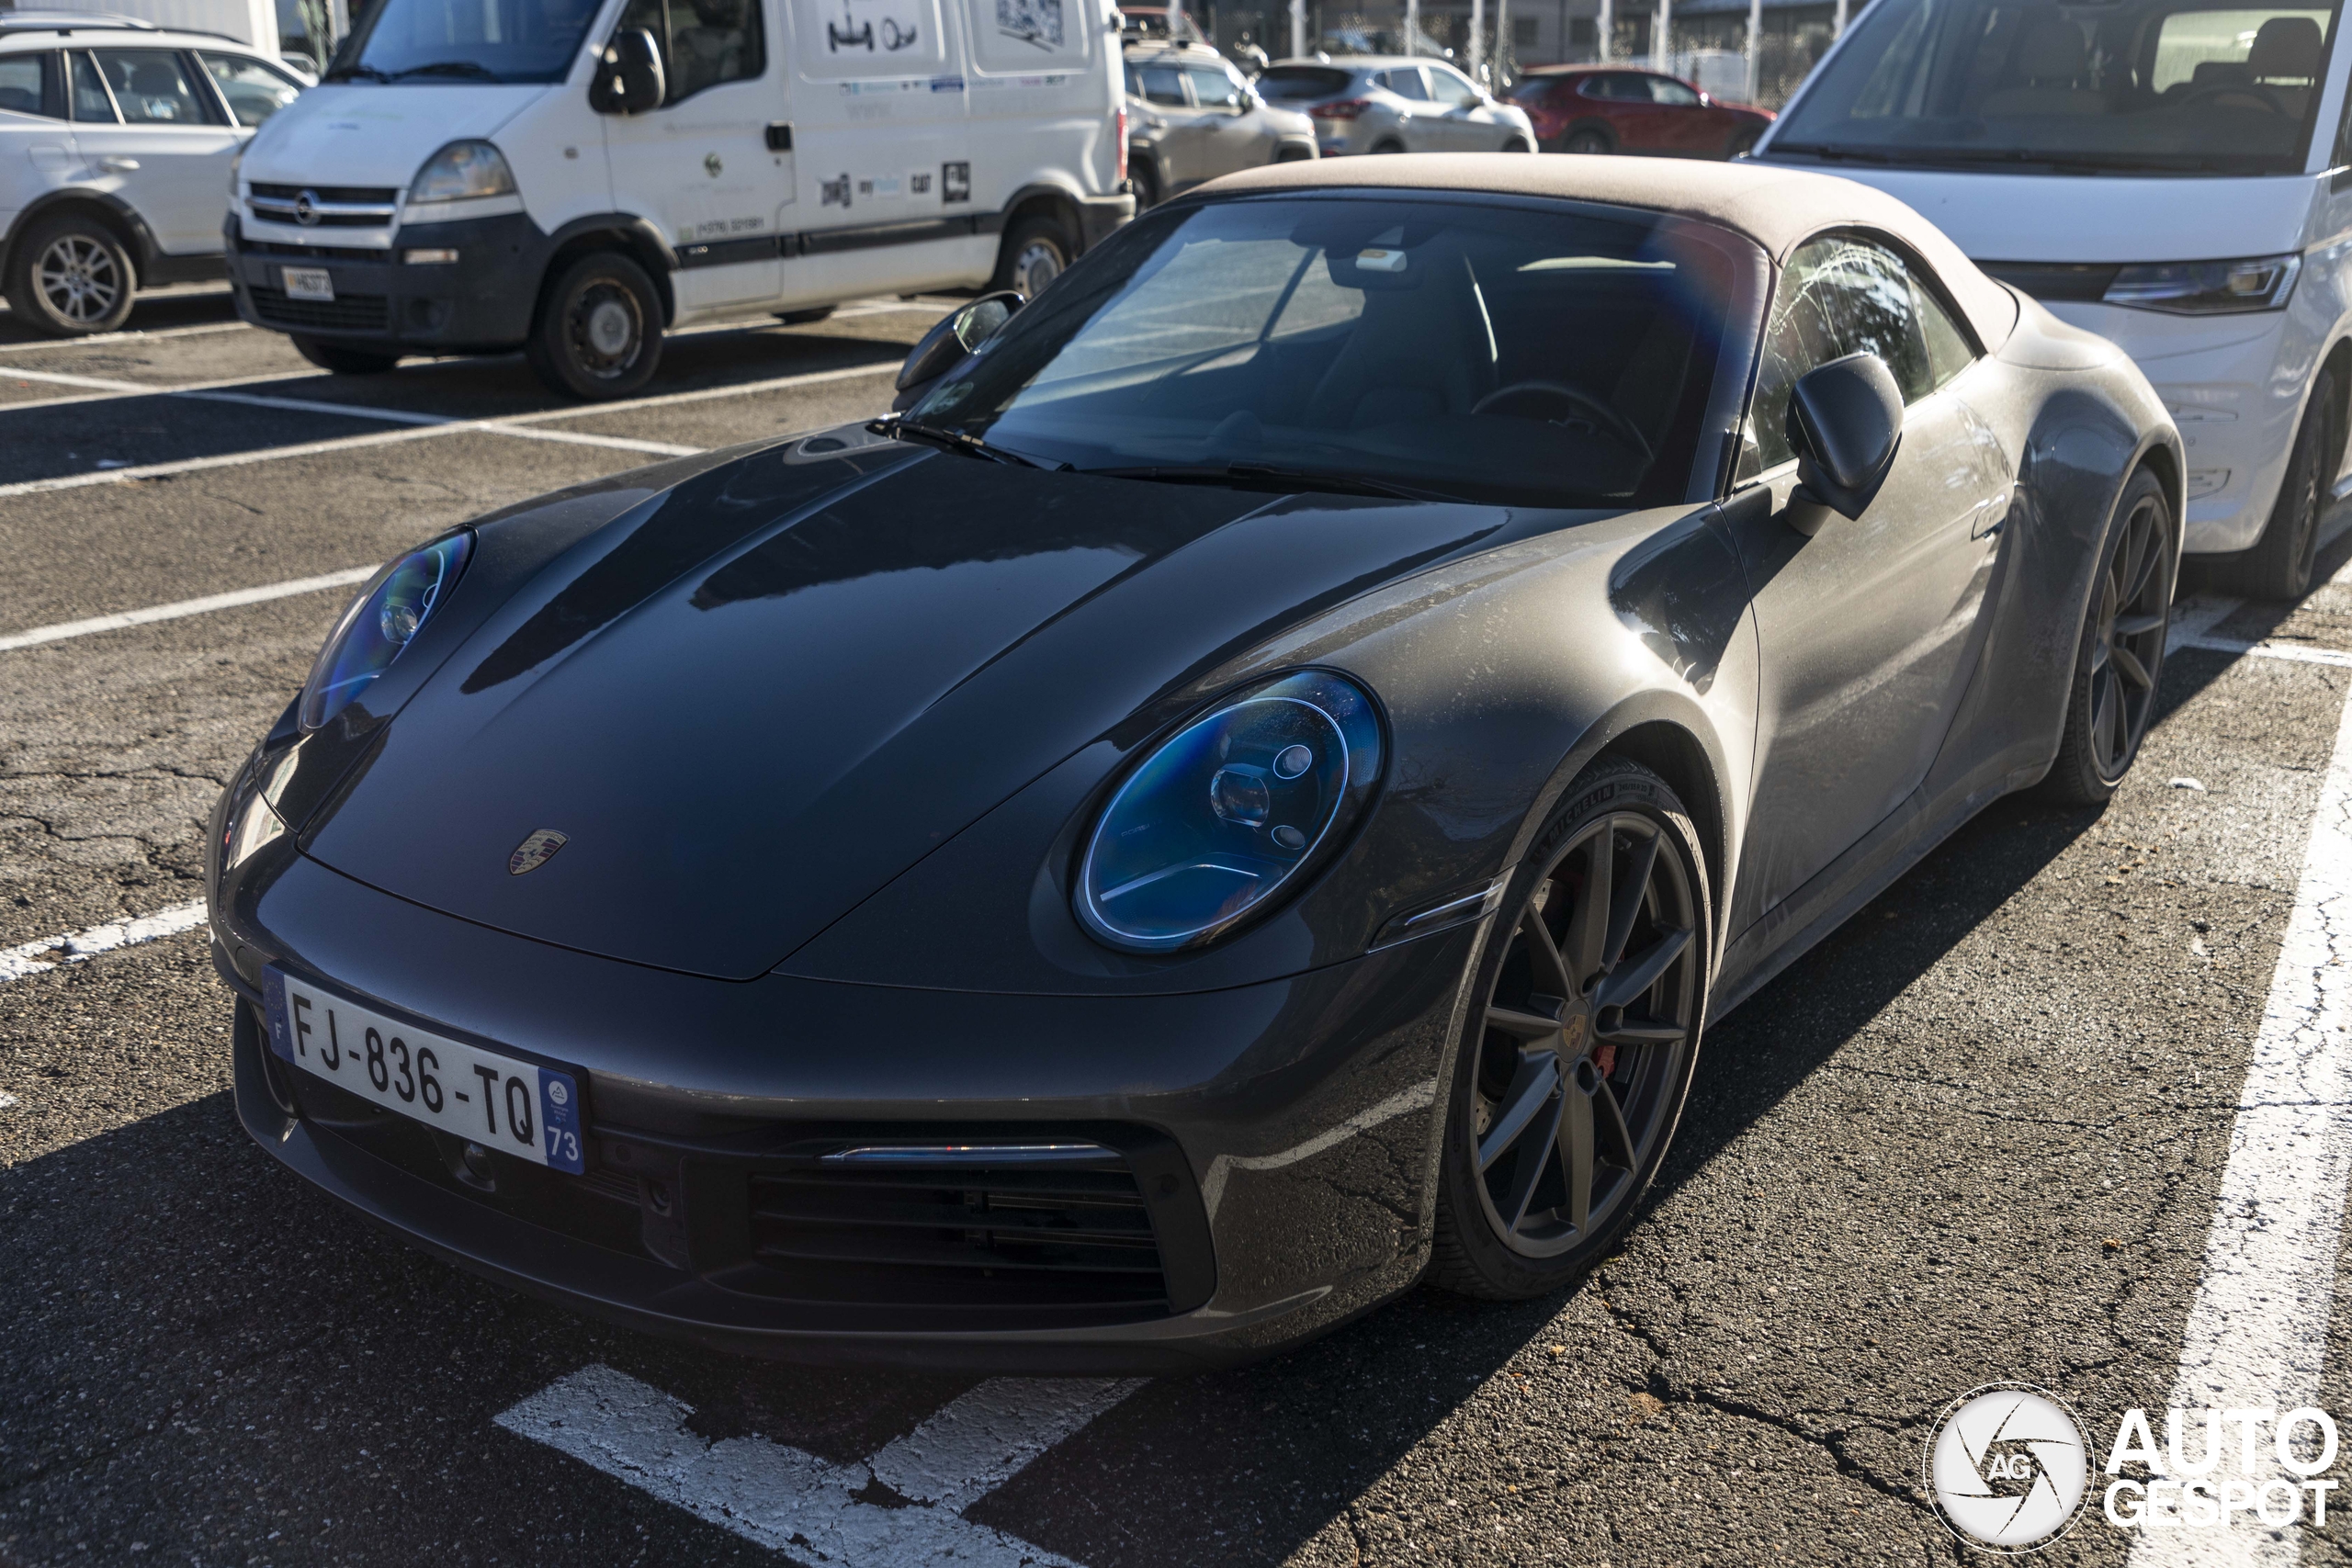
[1370,138,1407,154]
[1500,134,1533,152]
[1563,127,1612,154]
[2231,367,2339,601]
[1130,160,1162,209]
[6,213,136,336]
[1430,758,1708,1299]
[775,304,836,326]
[526,250,663,400]
[290,336,400,375]
[992,214,1075,299]
[2043,468,2175,803]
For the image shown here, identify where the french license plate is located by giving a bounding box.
[262,968,585,1173]
[280,266,334,302]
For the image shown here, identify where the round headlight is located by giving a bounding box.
[1077,671,1384,953]
[300,531,472,730]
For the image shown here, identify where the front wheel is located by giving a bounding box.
[1430,758,1710,1299]
[1500,135,1533,152]
[6,214,136,336]
[526,251,663,400]
[2233,367,2339,601]
[2042,467,2175,803]
[1563,128,1611,155]
[992,215,1075,299]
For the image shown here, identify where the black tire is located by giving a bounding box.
[6,212,136,336]
[525,250,664,400]
[775,304,836,326]
[2230,367,2339,601]
[1273,144,1315,163]
[991,213,1075,299]
[1430,757,1711,1300]
[1563,127,1612,154]
[1130,159,1161,209]
[289,336,400,375]
[2042,467,2176,804]
[1500,135,1533,152]
[1370,139,1407,154]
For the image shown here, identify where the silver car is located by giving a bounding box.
[1125,41,1317,209]
[1256,56,1536,156]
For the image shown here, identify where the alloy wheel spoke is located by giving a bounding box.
[1562,824,1613,983]
[1498,1090,1563,1229]
[1596,926,1692,1012]
[1592,1073,1637,1168]
[1596,1015,1686,1046]
[2124,517,2164,606]
[1477,1049,1562,1174]
[2117,518,2149,614]
[1519,900,1577,998]
[2114,610,2166,637]
[2112,643,2153,693]
[1599,830,1661,977]
[1485,1004,1563,1042]
[2094,672,2120,764]
[1558,1075,1594,1234]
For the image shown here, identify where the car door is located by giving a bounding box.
[1183,59,1275,175]
[1135,59,1212,188]
[599,0,784,310]
[72,49,241,256]
[1641,73,1717,155]
[1422,61,1495,147]
[0,51,81,219]
[1721,231,2010,931]
[1372,64,1437,147]
[1588,72,1666,150]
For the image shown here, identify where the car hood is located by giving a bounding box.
[242,83,548,189]
[301,445,1528,980]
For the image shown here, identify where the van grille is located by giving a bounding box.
[251,182,399,203]
[249,287,390,333]
[745,1156,1169,1313]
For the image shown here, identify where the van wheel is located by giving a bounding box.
[1130,161,1161,209]
[290,336,400,375]
[993,214,1074,299]
[2230,367,2339,601]
[526,251,663,400]
[7,213,136,335]
[775,305,836,325]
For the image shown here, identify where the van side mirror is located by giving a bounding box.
[892,290,1023,411]
[1787,352,1902,522]
[591,28,665,115]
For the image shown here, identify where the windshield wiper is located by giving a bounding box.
[1083,461,1443,502]
[322,62,393,81]
[871,416,1063,470]
[390,60,503,80]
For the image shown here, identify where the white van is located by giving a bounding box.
[1756,0,2352,598]
[226,0,1133,396]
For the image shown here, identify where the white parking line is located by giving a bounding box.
[0,901,207,984]
[497,1363,1138,1565]
[2128,649,2352,1562]
[0,361,897,498]
[0,565,374,653]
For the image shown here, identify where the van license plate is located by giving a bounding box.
[282,266,334,302]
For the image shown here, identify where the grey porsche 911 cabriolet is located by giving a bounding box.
[208,156,2180,1371]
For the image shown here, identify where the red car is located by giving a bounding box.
[1505,66,1772,158]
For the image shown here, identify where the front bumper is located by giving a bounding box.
[210,842,1478,1371]
[224,210,549,355]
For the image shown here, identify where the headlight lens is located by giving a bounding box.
[300,532,472,730]
[2105,253,2301,314]
[1076,670,1384,953]
[408,140,517,204]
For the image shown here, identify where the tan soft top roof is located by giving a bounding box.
[1198,153,2019,347]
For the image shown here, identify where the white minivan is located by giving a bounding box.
[226,0,1133,396]
[1757,0,2352,597]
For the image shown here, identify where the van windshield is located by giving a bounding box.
[326,0,605,83]
[1771,0,2340,174]
[902,196,1745,509]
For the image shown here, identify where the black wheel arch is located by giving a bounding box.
[2,188,157,283]
[540,213,679,328]
[997,182,1087,255]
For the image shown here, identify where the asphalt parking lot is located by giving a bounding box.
[6,287,2352,1566]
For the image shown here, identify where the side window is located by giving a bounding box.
[1426,62,1477,101]
[1912,271,1976,389]
[1647,75,1700,105]
[201,52,302,126]
[69,52,119,122]
[1746,234,1940,475]
[1377,66,1431,100]
[95,50,215,124]
[614,0,764,103]
[1184,62,1240,107]
[0,52,64,118]
[1136,62,1186,105]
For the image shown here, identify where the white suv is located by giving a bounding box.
[0,12,304,335]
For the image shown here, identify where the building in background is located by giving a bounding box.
[0,0,344,70]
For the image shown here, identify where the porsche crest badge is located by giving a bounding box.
[508,829,569,876]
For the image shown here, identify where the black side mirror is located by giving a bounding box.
[590,28,664,115]
[1787,352,1902,522]
[892,290,1022,411]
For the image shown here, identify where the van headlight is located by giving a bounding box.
[1075,671,1384,953]
[300,531,472,730]
[2105,253,2301,314]
[408,141,517,204]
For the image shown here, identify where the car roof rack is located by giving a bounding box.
[0,9,159,28]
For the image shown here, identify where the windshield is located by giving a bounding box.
[1771,0,2340,173]
[328,0,605,83]
[905,196,1743,508]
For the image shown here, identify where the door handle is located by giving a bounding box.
[96,156,140,173]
